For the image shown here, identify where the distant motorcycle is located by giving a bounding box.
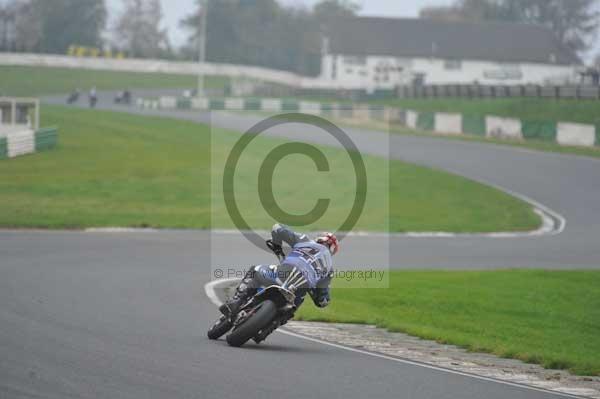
[114,90,131,105]
[208,240,299,347]
[89,87,98,108]
[67,90,80,104]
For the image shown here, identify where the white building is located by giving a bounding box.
[319,17,581,91]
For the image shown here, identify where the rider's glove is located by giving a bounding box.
[274,246,285,258]
[266,240,285,258]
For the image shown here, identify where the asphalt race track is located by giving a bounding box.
[0,231,583,399]
[0,92,598,398]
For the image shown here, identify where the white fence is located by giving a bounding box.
[0,52,335,89]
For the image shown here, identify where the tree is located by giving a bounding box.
[422,0,513,21]
[114,0,170,58]
[313,0,360,24]
[13,0,41,51]
[0,0,41,52]
[0,0,17,50]
[420,6,464,21]
[179,0,360,75]
[421,0,599,54]
[517,0,599,54]
[30,0,106,54]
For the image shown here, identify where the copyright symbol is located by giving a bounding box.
[213,269,224,279]
[223,113,367,251]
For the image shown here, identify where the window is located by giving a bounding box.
[444,59,462,70]
[483,64,523,80]
[343,56,367,66]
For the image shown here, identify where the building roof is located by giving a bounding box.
[327,17,580,65]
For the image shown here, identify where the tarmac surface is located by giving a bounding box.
[1,92,597,398]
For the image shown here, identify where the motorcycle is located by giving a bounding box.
[66,90,80,104]
[207,240,299,347]
[114,90,131,105]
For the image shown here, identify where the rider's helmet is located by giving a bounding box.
[316,233,339,255]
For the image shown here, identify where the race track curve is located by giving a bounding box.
[1,91,598,398]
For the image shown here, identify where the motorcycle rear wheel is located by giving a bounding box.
[226,300,277,347]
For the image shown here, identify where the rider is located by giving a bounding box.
[219,224,339,317]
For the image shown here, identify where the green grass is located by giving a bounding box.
[0,66,228,97]
[0,105,539,231]
[296,270,600,376]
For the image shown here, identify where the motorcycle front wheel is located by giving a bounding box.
[207,316,233,340]
[226,300,277,347]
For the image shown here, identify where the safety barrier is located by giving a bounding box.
[138,96,598,148]
[0,127,58,159]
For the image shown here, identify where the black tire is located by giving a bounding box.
[207,316,233,340]
[226,300,277,347]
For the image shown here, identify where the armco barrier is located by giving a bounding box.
[160,97,176,109]
[281,99,299,112]
[405,110,418,129]
[177,98,192,110]
[434,113,462,135]
[209,98,225,110]
[340,103,354,118]
[140,95,598,148]
[261,98,282,112]
[557,123,596,147]
[7,130,35,158]
[485,116,523,140]
[369,106,385,121]
[244,98,261,111]
[0,127,58,160]
[353,106,371,122]
[462,114,486,136]
[192,97,209,109]
[225,98,244,110]
[320,103,334,117]
[417,112,435,131]
[35,127,59,151]
[299,101,321,115]
[521,121,557,142]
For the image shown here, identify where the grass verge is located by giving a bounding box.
[0,105,539,231]
[295,270,600,376]
[0,66,228,97]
